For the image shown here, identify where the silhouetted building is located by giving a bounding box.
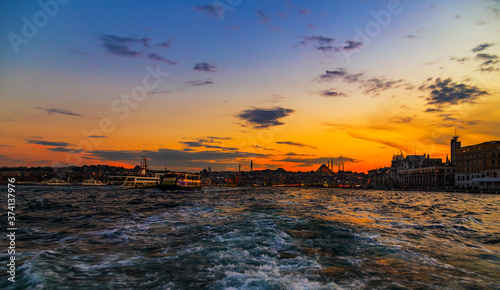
[316,164,333,174]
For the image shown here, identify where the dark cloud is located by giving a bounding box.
[361,77,405,94]
[300,35,336,52]
[256,10,271,23]
[25,139,71,147]
[180,137,236,151]
[276,141,316,149]
[318,90,348,98]
[185,79,214,87]
[95,34,145,57]
[88,148,268,169]
[279,156,359,167]
[476,53,498,60]
[424,78,488,107]
[147,53,177,65]
[316,69,407,95]
[348,134,406,152]
[0,144,14,147]
[343,40,363,50]
[47,147,84,153]
[194,62,217,72]
[299,36,363,53]
[424,108,443,113]
[87,135,108,138]
[237,107,295,129]
[403,34,418,39]
[472,43,495,52]
[35,107,82,116]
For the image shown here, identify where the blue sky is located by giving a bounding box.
[1,0,499,171]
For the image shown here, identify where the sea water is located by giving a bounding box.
[1,186,499,289]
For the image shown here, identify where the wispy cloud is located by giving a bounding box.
[184,79,214,87]
[194,62,217,72]
[237,107,295,129]
[87,135,108,138]
[25,139,71,147]
[318,90,348,98]
[256,10,271,23]
[147,53,177,65]
[276,141,317,149]
[472,43,495,52]
[279,156,359,167]
[95,33,145,57]
[299,36,363,53]
[35,107,82,116]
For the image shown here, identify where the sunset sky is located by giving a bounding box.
[1,0,499,172]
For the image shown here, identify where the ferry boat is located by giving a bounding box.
[158,172,201,191]
[107,156,160,188]
[81,179,106,186]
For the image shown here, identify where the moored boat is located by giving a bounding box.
[158,172,201,191]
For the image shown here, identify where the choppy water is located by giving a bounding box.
[1,186,499,289]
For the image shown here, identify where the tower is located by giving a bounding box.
[250,160,253,171]
[450,134,461,165]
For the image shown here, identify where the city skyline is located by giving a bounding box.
[1,0,499,172]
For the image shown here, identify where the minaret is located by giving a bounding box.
[250,160,253,171]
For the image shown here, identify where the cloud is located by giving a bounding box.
[390,116,413,123]
[25,139,71,147]
[300,35,336,52]
[347,134,407,152]
[180,136,236,151]
[403,34,419,39]
[316,68,407,95]
[279,156,359,167]
[343,40,363,50]
[193,5,219,18]
[306,24,317,29]
[87,148,269,169]
[256,10,271,23]
[95,34,145,57]
[299,36,363,53]
[318,90,348,98]
[87,135,108,138]
[450,56,469,63]
[299,8,310,15]
[194,62,217,72]
[361,77,405,95]
[185,79,214,86]
[237,107,295,129]
[0,144,14,147]
[472,43,495,52]
[423,78,488,107]
[47,147,84,153]
[147,53,177,65]
[424,108,443,113]
[276,141,316,149]
[34,107,82,116]
[476,53,498,60]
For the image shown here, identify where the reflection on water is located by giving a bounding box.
[1,186,499,289]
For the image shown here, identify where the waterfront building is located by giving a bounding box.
[455,140,500,189]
